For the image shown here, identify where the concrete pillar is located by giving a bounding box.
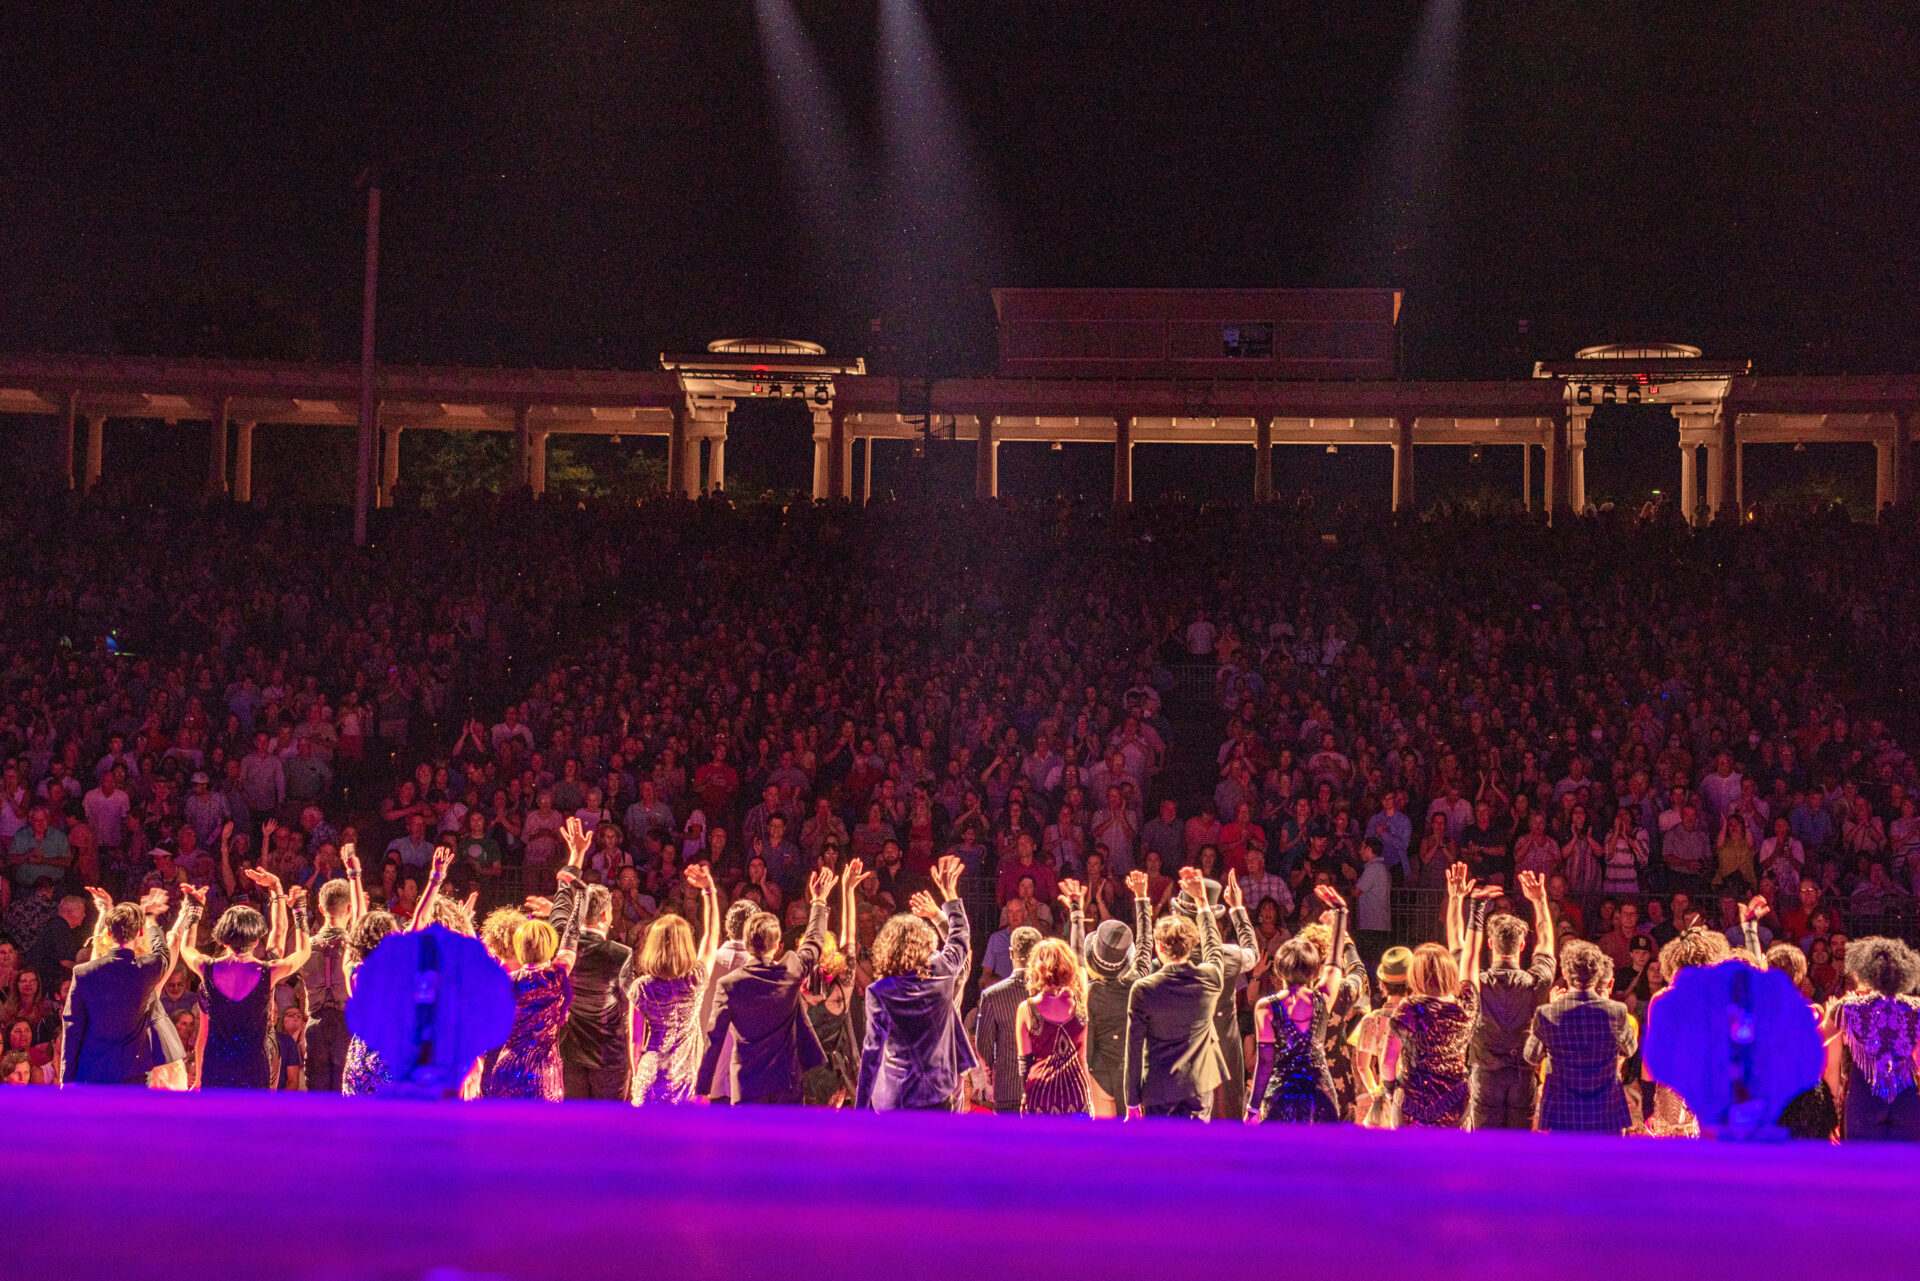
[812,436,829,501]
[828,409,848,499]
[1896,411,1914,508]
[990,439,1001,498]
[529,429,548,497]
[380,426,402,507]
[513,405,532,491]
[1705,442,1725,516]
[234,422,256,504]
[667,403,688,497]
[59,391,77,490]
[1570,444,1587,513]
[1876,439,1896,514]
[1522,442,1532,511]
[83,415,105,493]
[975,414,995,501]
[685,431,704,497]
[1679,443,1697,525]
[206,397,230,498]
[862,437,874,504]
[1254,416,1273,501]
[1716,409,1738,519]
[710,435,725,493]
[1112,415,1132,506]
[1547,411,1570,520]
[1391,414,1416,512]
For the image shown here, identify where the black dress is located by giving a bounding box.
[201,960,275,1090]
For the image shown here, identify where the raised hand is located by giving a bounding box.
[182,883,208,907]
[341,842,360,874]
[562,817,592,866]
[262,818,280,848]
[286,885,307,914]
[685,862,713,892]
[429,842,455,882]
[244,866,284,895]
[1517,869,1547,903]
[1222,869,1244,911]
[1445,860,1470,897]
[463,889,480,917]
[1739,894,1769,924]
[843,857,869,892]
[220,820,235,848]
[807,866,839,905]
[86,886,114,914]
[930,854,963,903]
[1176,864,1206,905]
[1125,869,1150,900]
[523,895,553,919]
[1313,884,1347,911]
[139,887,171,917]
[1058,879,1086,912]
[909,890,941,922]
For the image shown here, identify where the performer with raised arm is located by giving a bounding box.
[697,864,837,1105]
[1125,865,1226,1119]
[175,870,312,1090]
[341,843,453,1097]
[1387,866,1493,1128]
[1073,874,1146,1118]
[1467,869,1559,1130]
[484,848,586,1101]
[1246,907,1351,1124]
[1016,934,1092,1116]
[548,817,637,1101]
[63,887,186,1086]
[630,859,720,1106]
[855,855,973,1111]
[300,855,359,1092]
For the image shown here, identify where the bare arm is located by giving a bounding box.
[268,887,311,984]
[1518,870,1555,965]
[687,862,721,965]
[341,843,367,925]
[409,844,453,933]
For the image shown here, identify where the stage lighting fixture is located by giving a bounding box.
[1326,444,1339,454]
[813,384,830,406]
[1576,385,1593,405]
[1602,385,1618,404]
[1050,441,1063,452]
[1626,385,1642,404]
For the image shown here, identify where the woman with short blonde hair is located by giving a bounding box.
[630,860,720,1105]
[1017,934,1091,1116]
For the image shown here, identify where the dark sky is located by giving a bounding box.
[2,3,1917,502]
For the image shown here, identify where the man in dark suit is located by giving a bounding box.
[696,866,835,1105]
[539,815,637,1100]
[61,889,180,1086]
[1525,939,1637,1133]
[1135,865,1259,1117]
[554,880,635,1100]
[1125,866,1226,1119]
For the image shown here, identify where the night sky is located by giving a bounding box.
[3,2,1917,503]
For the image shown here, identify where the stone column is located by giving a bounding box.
[862,437,874,504]
[828,408,848,499]
[234,422,256,504]
[59,391,77,490]
[529,429,549,497]
[667,403,688,498]
[1679,443,1697,525]
[1570,443,1587,513]
[207,397,230,498]
[380,425,402,506]
[1548,410,1570,519]
[975,414,995,501]
[513,405,532,491]
[709,434,725,493]
[812,436,829,501]
[1254,415,1273,501]
[1113,414,1132,506]
[1716,409,1739,519]
[1391,414,1416,511]
[84,415,105,493]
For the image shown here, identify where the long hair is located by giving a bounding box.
[637,914,696,982]
[871,914,938,978]
[1406,942,1460,999]
[1024,938,1085,1014]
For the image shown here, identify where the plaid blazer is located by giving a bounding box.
[1525,990,1636,1133]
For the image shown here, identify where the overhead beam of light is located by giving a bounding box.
[878,0,1001,376]
[1347,0,1463,295]
[753,0,867,334]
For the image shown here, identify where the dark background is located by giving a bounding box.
[2,2,1915,504]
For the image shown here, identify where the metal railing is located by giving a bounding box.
[1387,886,1919,948]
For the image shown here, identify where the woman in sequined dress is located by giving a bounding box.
[1246,936,1341,1123]
[1823,937,1920,1141]
[1388,868,1493,1129]
[629,861,720,1105]
[483,869,586,1101]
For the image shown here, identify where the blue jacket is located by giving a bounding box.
[856,900,974,1110]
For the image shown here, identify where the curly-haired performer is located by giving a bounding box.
[855,854,972,1111]
[1822,937,1920,1141]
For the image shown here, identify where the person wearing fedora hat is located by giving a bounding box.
[1064,878,1147,1118]
[1353,946,1414,1126]
[1138,868,1258,1118]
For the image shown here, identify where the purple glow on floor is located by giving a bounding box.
[7,1088,1916,1281]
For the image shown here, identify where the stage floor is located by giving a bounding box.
[6,1089,1916,1281]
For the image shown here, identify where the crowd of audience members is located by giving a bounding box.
[4,490,1919,1136]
